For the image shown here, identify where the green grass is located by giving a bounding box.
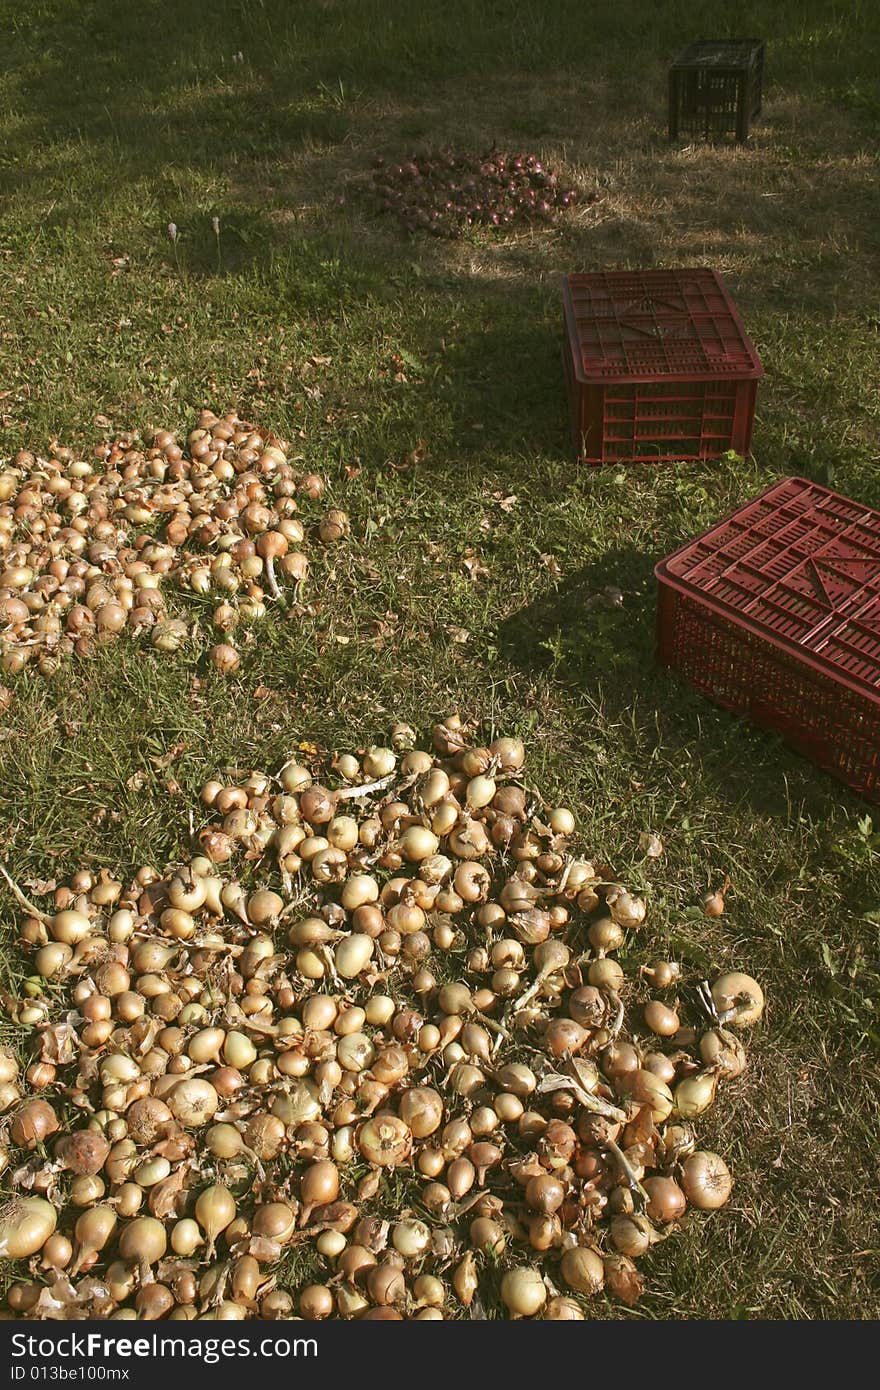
[1,0,879,1319]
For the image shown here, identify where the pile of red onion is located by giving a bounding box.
[370,148,580,237]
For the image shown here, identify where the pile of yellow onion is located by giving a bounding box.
[0,716,764,1320]
[0,410,350,680]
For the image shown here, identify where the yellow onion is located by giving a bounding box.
[545,1296,584,1320]
[674,1071,718,1119]
[0,1197,57,1258]
[398,1087,443,1138]
[168,1077,219,1127]
[500,1267,547,1317]
[699,1027,747,1078]
[643,1176,687,1223]
[681,1151,733,1210]
[50,910,92,944]
[74,1205,117,1259]
[334,934,374,979]
[711,972,764,1027]
[617,1069,673,1123]
[171,1219,204,1256]
[195,1185,237,1252]
[300,1160,339,1218]
[560,1245,604,1296]
[357,1114,412,1166]
[118,1216,167,1265]
[11,1099,59,1147]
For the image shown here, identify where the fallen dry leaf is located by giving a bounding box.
[462,551,490,581]
[399,439,428,469]
[639,831,664,858]
[23,877,57,895]
[150,741,187,770]
[540,553,562,578]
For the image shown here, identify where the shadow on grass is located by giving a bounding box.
[496,546,871,822]
[2,0,877,477]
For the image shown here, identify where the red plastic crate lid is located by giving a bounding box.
[562,269,764,385]
[656,477,880,704]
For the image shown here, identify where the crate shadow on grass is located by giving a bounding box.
[496,547,865,822]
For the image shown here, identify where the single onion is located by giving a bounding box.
[560,1245,604,1295]
[699,1027,747,1077]
[0,1197,57,1258]
[681,1151,733,1210]
[674,1071,718,1119]
[195,1185,237,1252]
[545,1296,584,1320]
[11,1099,59,1147]
[74,1205,117,1259]
[711,972,765,1027]
[59,1130,110,1175]
[500,1267,547,1317]
[168,1077,219,1127]
[209,643,240,674]
[643,1176,687,1223]
[357,1115,412,1166]
[118,1216,168,1265]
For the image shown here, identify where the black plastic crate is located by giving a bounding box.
[669,39,764,143]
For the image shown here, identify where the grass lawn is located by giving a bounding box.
[1,0,879,1318]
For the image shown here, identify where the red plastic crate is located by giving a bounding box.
[656,477,880,800]
[561,268,763,464]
